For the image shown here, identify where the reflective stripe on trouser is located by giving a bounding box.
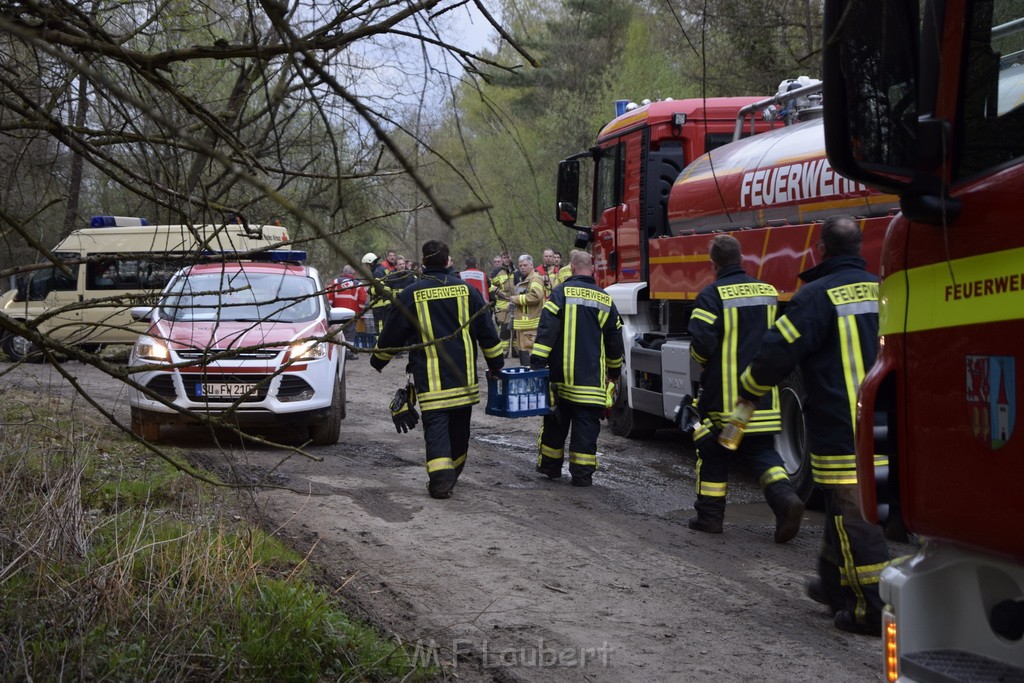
[695,433,787,497]
[422,406,472,494]
[820,485,889,626]
[536,402,602,481]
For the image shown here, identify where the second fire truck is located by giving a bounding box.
[555,80,898,499]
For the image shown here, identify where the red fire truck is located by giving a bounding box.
[555,84,898,500]
[823,0,1024,679]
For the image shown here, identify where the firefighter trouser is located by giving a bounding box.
[820,484,889,626]
[694,433,790,518]
[422,406,472,495]
[373,303,391,336]
[495,308,512,355]
[537,402,602,483]
[516,328,536,355]
[695,433,790,497]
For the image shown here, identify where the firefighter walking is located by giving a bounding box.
[530,250,623,487]
[686,235,804,542]
[733,216,889,635]
[371,240,504,500]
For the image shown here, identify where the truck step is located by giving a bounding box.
[902,649,1024,683]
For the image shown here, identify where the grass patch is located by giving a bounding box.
[0,388,435,680]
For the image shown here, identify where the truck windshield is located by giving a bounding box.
[958,5,1024,178]
[159,271,319,323]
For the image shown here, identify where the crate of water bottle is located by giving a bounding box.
[486,367,550,418]
[351,332,376,349]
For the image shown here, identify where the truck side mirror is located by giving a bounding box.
[822,0,919,193]
[556,159,580,227]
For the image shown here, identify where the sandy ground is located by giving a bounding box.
[3,354,911,682]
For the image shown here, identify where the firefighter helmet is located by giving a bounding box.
[361,252,378,265]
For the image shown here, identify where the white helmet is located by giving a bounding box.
[361,252,378,265]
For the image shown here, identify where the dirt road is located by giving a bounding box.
[3,356,899,681]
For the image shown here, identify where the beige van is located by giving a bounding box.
[0,216,290,361]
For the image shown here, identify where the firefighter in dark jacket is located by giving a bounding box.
[371,240,504,500]
[530,250,624,486]
[734,216,889,636]
[687,235,804,542]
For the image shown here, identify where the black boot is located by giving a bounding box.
[687,495,725,534]
[765,480,805,544]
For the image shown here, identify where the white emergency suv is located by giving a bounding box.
[127,251,352,445]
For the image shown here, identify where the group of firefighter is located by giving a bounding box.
[334,215,887,638]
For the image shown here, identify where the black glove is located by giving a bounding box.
[674,394,702,434]
[487,360,505,381]
[389,384,419,433]
[370,354,387,373]
[691,418,721,452]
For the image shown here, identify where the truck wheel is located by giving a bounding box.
[309,377,343,445]
[776,370,817,504]
[2,333,43,363]
[130,407,161,442]
[609,377,658,439]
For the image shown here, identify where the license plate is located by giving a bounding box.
[195,382,254,397]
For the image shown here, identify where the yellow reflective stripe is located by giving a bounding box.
[725,307,740,413]
[855,561,888,585]
[373,350,394,362]
[833,513,869,622]
[460,294,473,386]
[759,466,789,486]
[417,298,440,393]
[606,357,622,369]
[691,348,708,364]
[880,246,1024,335]
[565,302,577,385]
[544,300,559,315]
[698,480,727,497]
[482,343,503,359]
[775,315,801,343]
[812,452,858,485]
[513,319,539,330]
[694,421,712,441]
[691,307,717,325]
[540,443,563,458]
[556,385,606,403]
[767,303,777,326]
[568,451,597,466]
[874,454,889,467]
[837,314,865,430]
[426,457,454,473]
[740,368,771,397]
[452,454,467,468]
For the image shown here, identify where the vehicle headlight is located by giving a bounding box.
[290,340,327,360]
[134,336,170,362]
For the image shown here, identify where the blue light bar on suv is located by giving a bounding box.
[199,249,306,263]
[90,216,150,228]
[268,250,306,262]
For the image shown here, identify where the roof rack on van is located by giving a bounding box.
[90,216,150,227]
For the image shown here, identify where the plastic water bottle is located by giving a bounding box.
[718,398,755,450]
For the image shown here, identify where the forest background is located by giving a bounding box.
[0,0,824,276]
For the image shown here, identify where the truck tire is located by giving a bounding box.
[130,407,161,442]
[775,370,817,504]
[2,333,43,363]
[608,377,659,439]
[309,376,343,445]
